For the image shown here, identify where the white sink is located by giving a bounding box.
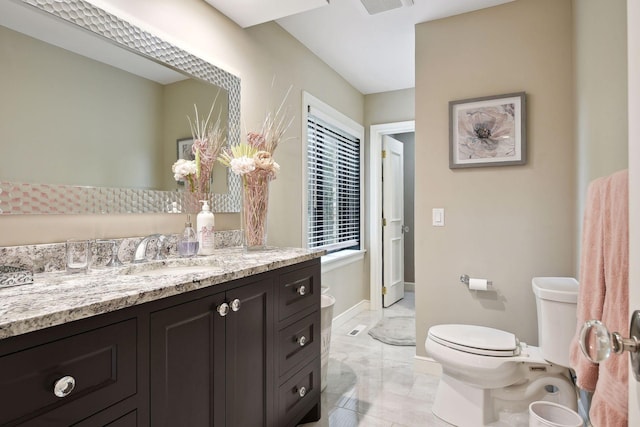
[120,258,223,277]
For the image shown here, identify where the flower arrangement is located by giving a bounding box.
[220,140,281,180]
[172,158,198,190]
[171,99,226,193]
[218,87,293,248]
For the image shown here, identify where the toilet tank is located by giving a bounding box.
[531,277,579,367]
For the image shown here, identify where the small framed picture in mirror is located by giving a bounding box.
[177,137,195,161]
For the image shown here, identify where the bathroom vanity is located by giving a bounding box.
[0,248,322,427]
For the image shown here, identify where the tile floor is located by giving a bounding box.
[300,291,591,427]
[300,292,451,427]
[300,292,586,427]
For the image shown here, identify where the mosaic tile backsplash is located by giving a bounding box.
[0,230,242,274]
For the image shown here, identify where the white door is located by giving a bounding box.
[628,1,640,423]
[382,135,404,307]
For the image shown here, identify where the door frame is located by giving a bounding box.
[368,120,415,311]
[628,0,639,423]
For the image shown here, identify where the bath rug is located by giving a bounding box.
[368,316,416,346]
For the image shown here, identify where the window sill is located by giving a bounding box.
[321,249,366,273]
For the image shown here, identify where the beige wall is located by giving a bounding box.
[0,0,363,253]
[0,26,164,189]
[415,0,575,352]
[322,260,369,317]
[574,0,628,186]
[574,0,628,261]
[364,88,415,126]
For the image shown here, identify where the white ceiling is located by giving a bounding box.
[207,0,514,95]
[204,0,329,28]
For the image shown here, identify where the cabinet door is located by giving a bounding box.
[0,319,136,427]
[225,278,274,427]
[150,292,226,427]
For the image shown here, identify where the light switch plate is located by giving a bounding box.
[432,208,445,226]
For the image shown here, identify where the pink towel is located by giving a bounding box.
[569,169,629,427]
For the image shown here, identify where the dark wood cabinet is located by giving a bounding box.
[149,292,226,426]
[275,262,322,427]
[224,278,275,427]
[0,258,321,427]
[149,276,275,427]
[0,319,137,427]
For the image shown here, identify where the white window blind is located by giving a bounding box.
[306,109,361,252]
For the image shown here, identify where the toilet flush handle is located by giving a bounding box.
[579,310,640,381]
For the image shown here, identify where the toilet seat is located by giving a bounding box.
[427,324,520,357]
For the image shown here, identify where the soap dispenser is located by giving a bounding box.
[196,200,215,255]
[178,214,198,257]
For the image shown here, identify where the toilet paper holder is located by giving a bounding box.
[459,274,493,290]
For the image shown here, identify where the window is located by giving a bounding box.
[304,93,364,253]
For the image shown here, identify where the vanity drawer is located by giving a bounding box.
[277,311,320,380]
[0,319,137,426]
[277,358,321,427]
[277,264,320,322]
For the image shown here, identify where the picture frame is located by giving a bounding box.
[176,137,194,186]
[177,137,195,161]
[449,92,526,169]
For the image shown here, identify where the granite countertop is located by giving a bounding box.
[0,247,323,340]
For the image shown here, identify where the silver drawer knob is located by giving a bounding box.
[217,302,230,317]
[230,298,241,312]
[297,386,306,398]
[297,336,307,347]
[297,285,307,296]
[53,375,76,398]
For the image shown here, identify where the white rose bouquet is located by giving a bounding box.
[171,158,197,191]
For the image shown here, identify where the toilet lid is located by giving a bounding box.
[428,324,520,357]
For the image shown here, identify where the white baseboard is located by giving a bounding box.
[404,282,415,292]
[414,355,442,377]
[331,300,370,329]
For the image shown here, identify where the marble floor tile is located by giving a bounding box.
[300,292,451,427]
[300,291,545,426]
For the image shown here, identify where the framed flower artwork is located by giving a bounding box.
[449,92,526,169]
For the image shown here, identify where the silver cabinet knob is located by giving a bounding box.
[53,375,76,398]
[230,298,241,312]
[217,302,230,317]
[296,386,306,398]
[579,310,640,381]
[297,285,307,296]
[297,336,307,347]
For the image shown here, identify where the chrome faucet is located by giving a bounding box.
[132,234,167,263]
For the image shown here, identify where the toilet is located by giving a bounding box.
[425,277,579,426]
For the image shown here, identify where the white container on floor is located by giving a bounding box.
[320,294,335,392]
[529,401,583,427]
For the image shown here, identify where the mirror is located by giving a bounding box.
[0,0,241,214]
